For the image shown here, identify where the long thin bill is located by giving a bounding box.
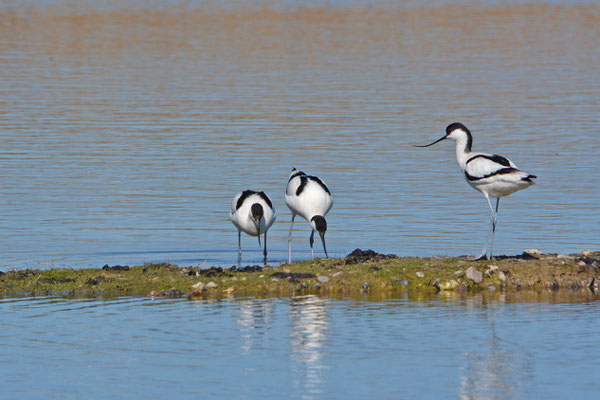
[413,136,446,147]
[257,235,261,248]
[320,233,328,258]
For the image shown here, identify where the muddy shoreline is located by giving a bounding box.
[1,249,598,299]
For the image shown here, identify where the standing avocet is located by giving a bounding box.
[230,190,276,264]
[415,122,537,260]
[285,168,333,262]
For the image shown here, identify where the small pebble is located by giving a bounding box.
[454,283,467,294]
[454,270,464,276]
[223,287,235,294]
[416,271,425,278]
[582,250,591,256]
[152,277,159,283]
[271,278,279,282]
[498,271,507,282]
[314,283,321,289]
[362,282,370,290]
[206,281,218,289]
[317,276,330,283]
[192,282,205,290]
[557,254,569,259]
[395,279,411,286]
[332,272,342,278]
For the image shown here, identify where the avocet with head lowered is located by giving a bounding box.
[230,190,276,264]
[415,122,537,260]
[285,168,333,262]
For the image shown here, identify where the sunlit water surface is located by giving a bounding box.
[1,293,599,399]
[1,0,598,269]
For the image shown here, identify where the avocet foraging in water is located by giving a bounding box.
[230,190,276,264]
[285,168,333,262]
[415,122,537,260]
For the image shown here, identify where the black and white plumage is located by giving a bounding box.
[415,122,537,260]
[285,168,333,262]
[230,190,276,264]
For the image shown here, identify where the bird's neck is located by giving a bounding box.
[454,136,472,170]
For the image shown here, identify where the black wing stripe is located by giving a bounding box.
[296,176,308,196]
[236,190,257,210]
[465,168,518,182]
[466,154,512,167]
[257,191,273,209]
[288,170,305,182]
[309,176,331,195]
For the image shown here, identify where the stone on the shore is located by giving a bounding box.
[317,276,330,283]
[314,283,321,289]
[332,272,342,278]
[439,280,459,290]
[466,267,483,284]
[525,249,542,256]
[192,281,205,290]
[362,282,370,290]
[416,271,425,278]
[206,281,218,289]
[582,250,591,256]
[395,279,411,286]
[454,270,464,276]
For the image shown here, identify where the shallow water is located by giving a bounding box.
[1,0,599,269]
[1,292,599,399]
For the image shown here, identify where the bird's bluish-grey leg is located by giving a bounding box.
[310,230,315,260]
[263,232,268,264]
[471,194,494,261]
[489,198,500,259]
[288,215,295,263]
[238,231,242,267]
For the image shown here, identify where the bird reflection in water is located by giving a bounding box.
[459,294,533,399]
[236,299,274,354]
[289,295,330,399]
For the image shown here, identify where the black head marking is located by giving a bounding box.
[311,215,327,233]
[446,122,472,152]
[236,190,257,210]
[251,203,264,221]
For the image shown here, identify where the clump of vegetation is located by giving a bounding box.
[0,250,598,299]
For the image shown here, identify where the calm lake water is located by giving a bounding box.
[1,0,598,269]
[2,2,600,399]
[1,292,599,399]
